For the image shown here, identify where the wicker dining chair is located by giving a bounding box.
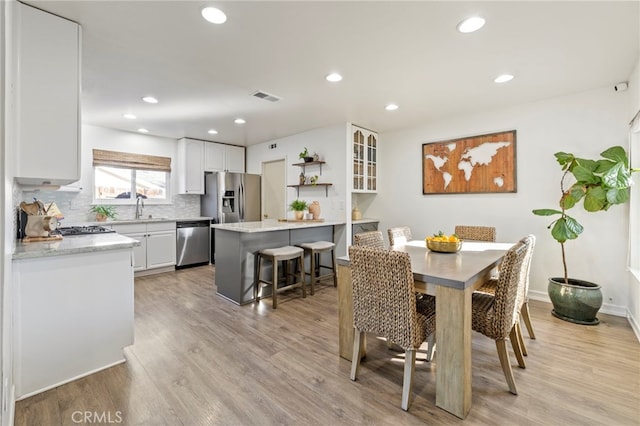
[454,225,496,242]
[349,245,436,411]
[476,235,537,352]
[353,230,385,249]
[387,226,412,247]
[471,237,530,395]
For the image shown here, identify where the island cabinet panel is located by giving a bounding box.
[214,225,336,305]
[215,228,290,304]
[13,249,134,399]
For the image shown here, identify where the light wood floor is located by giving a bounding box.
[15,265,640,425]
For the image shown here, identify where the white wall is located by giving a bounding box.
[1,1,16,424]
[371,86,631,316]
[22,125,201,223]
[627,56,640,338]
[246,124,348,222]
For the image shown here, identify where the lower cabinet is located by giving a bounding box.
[112,222,176,275]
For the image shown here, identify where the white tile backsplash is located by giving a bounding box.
[18,188,200,224]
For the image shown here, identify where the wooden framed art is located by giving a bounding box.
[422,130,516,194]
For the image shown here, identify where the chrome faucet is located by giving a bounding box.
[135,195,145,219]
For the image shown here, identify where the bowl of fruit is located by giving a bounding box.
[425,231,462,253]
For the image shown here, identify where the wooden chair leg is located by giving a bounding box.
[254,255,262,301]
[509,326,526,369]
[331,249,337,287]
[271,259,278,309]
[401,348,417,411]
[521,301,536,339]
[299,254,306,298]
[496,338,518,395]
[350,329,365,380]
[426,333,436,362]
[309,250,316,296]
[516,320,527,356]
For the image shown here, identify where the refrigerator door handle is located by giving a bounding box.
[238,180,245,220]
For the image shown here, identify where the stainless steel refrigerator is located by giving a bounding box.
[201,172,261,262]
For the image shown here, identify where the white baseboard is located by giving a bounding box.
[627,309,640,343]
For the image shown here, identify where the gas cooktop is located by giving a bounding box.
[55,225,116,236]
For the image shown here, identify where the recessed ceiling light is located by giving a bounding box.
[234,118,246,124]
[325,73,343,83]
[201,7,227,24]
[138,128,149,133]
[208,129,219,134]
[142,96,158,104]
[494,74,514,83]
[123,113,136,120]
[385,104,399,111]
[457,16,485,33]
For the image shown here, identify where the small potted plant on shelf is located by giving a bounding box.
[289,199,308,220]
[90,205,117,222]
[532,145,638,325]
[299,147,314,163]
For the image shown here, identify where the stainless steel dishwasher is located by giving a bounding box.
[176,220,210,268]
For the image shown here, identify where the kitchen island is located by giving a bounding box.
[12,233,139,399]
[212,220,346,304]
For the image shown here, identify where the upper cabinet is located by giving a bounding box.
[351,125,378,193]
[204,143,245,173]
[14,3,81,186]
[177,138,204,194]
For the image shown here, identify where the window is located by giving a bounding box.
[93,149,171,203]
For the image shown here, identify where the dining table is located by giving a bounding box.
[336,239,514,419]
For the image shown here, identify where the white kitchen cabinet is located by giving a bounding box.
[14,2,81,186]
[111,222,176,275]
[204,142,245,173]
[177,138,205,194]
[351,125,378,193]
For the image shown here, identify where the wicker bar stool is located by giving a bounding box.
[255,246,305,309]
[296,241,337,295]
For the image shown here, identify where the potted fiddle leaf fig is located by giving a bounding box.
[533,145,638,325]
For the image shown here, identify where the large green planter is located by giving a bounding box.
[548,277,602,325]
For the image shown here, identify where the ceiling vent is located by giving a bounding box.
[252,90,281,102]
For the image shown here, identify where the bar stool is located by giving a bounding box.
[255,246,305,309]
[297,241,337,295]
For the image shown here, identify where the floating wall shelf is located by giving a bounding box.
[287,183,333,197]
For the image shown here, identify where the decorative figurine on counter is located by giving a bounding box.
[299,171,305,185]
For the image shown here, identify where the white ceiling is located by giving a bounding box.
[24,0,640,146]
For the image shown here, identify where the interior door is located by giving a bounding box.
[262,159,285,220]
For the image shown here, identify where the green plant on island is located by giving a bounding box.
[288,199,308,211]
[532,145,638,284]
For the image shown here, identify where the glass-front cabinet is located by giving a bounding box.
[351,125,377,193]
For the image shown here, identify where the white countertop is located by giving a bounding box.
[77,216,213,226]
[212,220,346,233]
[13,233,140,260]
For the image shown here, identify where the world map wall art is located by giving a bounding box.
[422,130,516,194]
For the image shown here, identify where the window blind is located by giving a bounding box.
[92,149,171,172]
